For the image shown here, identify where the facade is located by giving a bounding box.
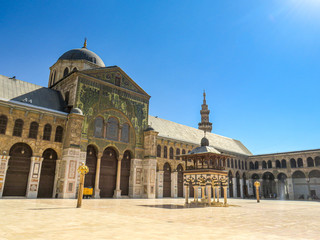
[0,42,319,200]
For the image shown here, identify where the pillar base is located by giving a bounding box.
[94,189,100,199]
[113,189,122,198]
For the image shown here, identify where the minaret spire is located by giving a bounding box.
[198,90,212,133]
[83,38,87,48]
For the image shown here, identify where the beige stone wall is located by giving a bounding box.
[0,104,66,158]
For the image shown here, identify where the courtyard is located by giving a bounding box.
[1,198,319,240]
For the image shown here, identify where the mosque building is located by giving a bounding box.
[0,41,319,200]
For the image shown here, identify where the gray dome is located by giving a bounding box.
[59,48,105,67]
[201,137,209,147]
[70,108,83,115]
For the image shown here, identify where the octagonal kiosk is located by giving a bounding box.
[179,136,230,207]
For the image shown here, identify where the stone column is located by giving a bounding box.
[94,153,102,198]
[201,185,205,200]
[247,179,253,196]
[274,179,279,199]
[0,155,10,198]
[217,186,220,202]
[185,184,189,204]
[287,178,294,200]
[52,159,61,198]
[113,155,123,198]
[212,185,216,203]
[206,184,212,206]
[240,179,244,198]
[232,178,237,197]
[193,185,199,203]
[171,171,178,198]
[156,170,164,198]
[26,156,44,198]
[223,187,228,206]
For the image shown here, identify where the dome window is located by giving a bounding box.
[63,67,69,77]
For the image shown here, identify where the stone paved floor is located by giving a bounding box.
[1,198,320,240]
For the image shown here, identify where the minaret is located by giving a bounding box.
[198,90,212,133]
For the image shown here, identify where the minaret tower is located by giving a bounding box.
[198,90,212,133]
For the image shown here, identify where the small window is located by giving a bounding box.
[157,145,161,158]
[254,161,259,170]
[276,160,281,168]
[43,124,52,141]
[73,67,78,72]
[176,148,180,160]
[245,162,247,170]
[267,160,272,168]
[262,161,267,169]
[281,159,287,168]
[169,147,174,159]
[121,123,130,143]
[307,157,314,167]
[13,119,24,137]
[235,160,238,169]
[182,149,186,155]
[297,158,303,167]
[231,159,234,168]
[164,146,168,158]
[249,162,254,170]
[63,67,69,77]
[28,122,39,139]
[227,159,230,168]
[55,126,63,142]
[0,115,8,134]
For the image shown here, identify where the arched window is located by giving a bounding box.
[121,123,130,143]
[73,67,78,72]
[55,126,63,142]
[164,146,168,158]
[157,145,161,158]
[169,147,174,159]
[231,159,234,168]
[235,160,237,169]
[106,117,119,141]
[63,67,69,77]
[28,122,39,139]
[262,161,267,169]
[249,162,254,170]
[254,161,259,170]
[281,159,287,168]
[307,157,314,167]
[276,160,281,168]
[290,158,296,168]
[238,160,241,169]
[43,124,52,141]
[176,148,180,160]
[65,91,70,105]
[13,119,24,137]
[0,115,8,134]
[315,157,320,167]
[182,149,186,155]
[227,159,230,168]
[267,160,272,169]
[245,162,247,170]
[297,158,303,167]
[94,117,104,138]
[242,161,244,170]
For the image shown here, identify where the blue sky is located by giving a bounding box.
[1,0,320,154]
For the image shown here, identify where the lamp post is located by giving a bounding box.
[77,162,89,208]
[254,181,260,203]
